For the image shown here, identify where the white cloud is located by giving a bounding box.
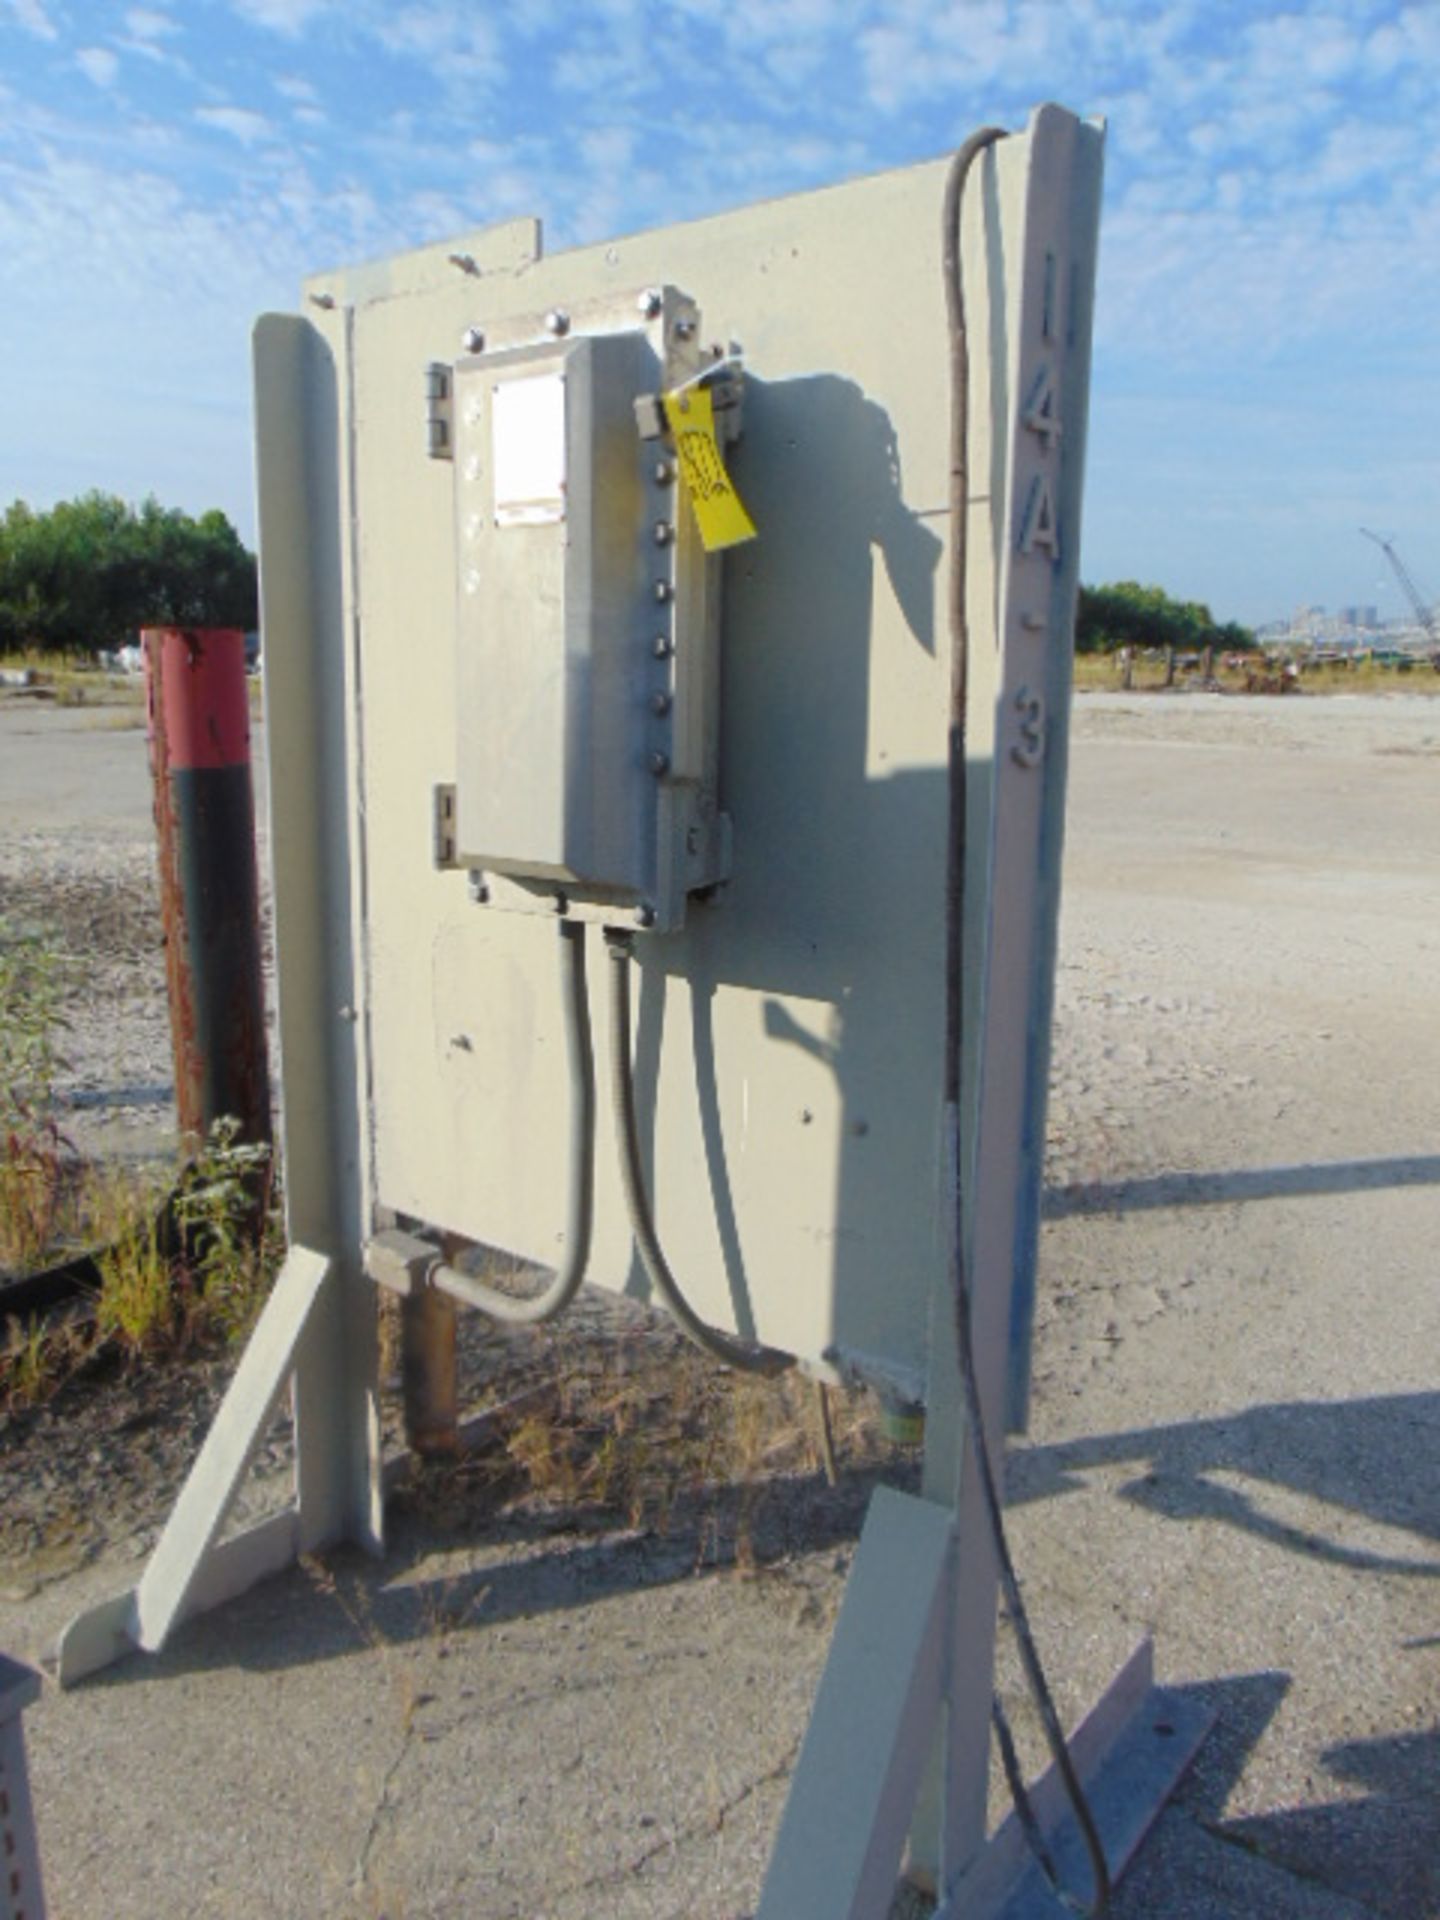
[857,0,1119,115]
[4,0,57,40]
[272,73,323,122]
[229,0,330,36]
[1097,186,1440,377]
[373,6,501,84]
[1241,10,1361,87]
[374,5,467,56]
[76,47,121,88]
[577,126,634,175]
[0,133,406,533]
[125,7,179,38]
[195,105,274,145]
[407,188,467,236]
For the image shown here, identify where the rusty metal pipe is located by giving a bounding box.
[402,1240,460,1457]
[144,627,271,1153]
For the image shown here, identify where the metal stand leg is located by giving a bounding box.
[757,1490,954,1920]
[56,1245,380,1686]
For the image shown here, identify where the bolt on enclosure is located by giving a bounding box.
[439,287,730,933]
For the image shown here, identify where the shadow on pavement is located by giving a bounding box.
[83,1454,920,1688]
[1009,1391,1440,1575]
[1102,1671,1432,1918]
[1044,1152,1440,1220]
[1223,1723,1440,1919]
[1014,1397,1438,1913]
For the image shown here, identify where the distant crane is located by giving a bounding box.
[1360,527,1439,645]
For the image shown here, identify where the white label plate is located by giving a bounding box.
[492,372,566,526]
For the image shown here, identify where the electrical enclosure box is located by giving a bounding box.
[441,289,730,931]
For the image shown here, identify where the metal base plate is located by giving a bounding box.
[942,1642,1214,1919]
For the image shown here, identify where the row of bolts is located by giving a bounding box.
[460,283,683,354]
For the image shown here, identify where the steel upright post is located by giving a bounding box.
[144,627,272,1152]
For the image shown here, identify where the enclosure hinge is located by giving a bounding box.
[432,782,458,868]
[424,362,454,460]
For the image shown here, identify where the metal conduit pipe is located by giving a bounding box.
[604,929,793,1377]
[430,919,596,1323]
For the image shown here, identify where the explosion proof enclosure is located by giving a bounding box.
[440,290,732,930]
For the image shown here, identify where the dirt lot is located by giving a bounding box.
[1,687,1437,1918]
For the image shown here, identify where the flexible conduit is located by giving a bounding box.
[605,930,792,1377]
[943,128,1111,1913]
[431,919,595,1324]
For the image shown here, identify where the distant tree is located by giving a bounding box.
[1075,580,1254,655]
[0,492,257,656]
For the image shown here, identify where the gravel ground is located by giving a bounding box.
[0,831,174,1152]
[1,687,1437,1918]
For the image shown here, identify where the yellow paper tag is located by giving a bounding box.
[662,386,757,552]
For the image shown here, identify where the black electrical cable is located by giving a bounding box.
[943,128,1112,1914]
[991,1693,1067,1898]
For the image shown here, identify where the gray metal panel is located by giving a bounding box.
[561,332,652,888]
[304,215,542,310]
[296,110,1101,1395]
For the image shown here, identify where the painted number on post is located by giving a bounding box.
[1011,685,1045,769]
[1009,247,1068,772]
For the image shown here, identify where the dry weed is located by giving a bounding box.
[92,1173,177,1354]
[301,1553,425,1740]
[0,916,77,1274]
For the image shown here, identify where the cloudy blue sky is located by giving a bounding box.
[1,0,1437,625]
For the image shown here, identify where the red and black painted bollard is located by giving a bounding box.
[143,627,271,1152]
